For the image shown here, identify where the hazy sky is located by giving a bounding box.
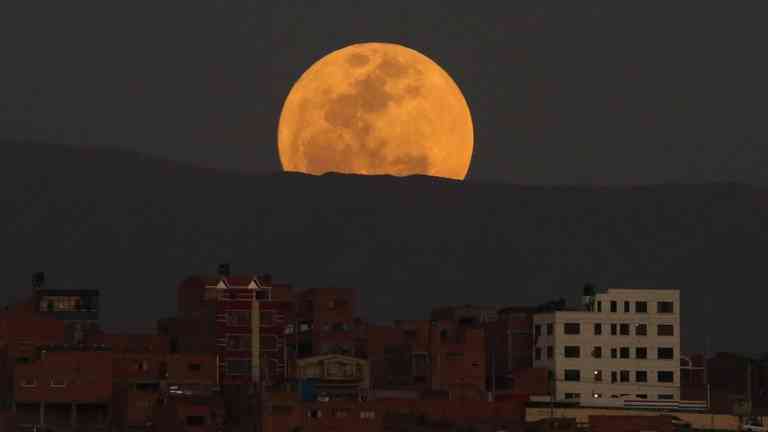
[2,1,767,185]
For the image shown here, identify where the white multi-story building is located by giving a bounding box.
[533,288,680,404]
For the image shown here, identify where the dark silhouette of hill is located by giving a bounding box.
[2,142,766,353]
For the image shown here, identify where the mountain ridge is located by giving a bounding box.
[2,141,766,353]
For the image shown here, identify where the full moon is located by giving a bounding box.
[278,43,474,180]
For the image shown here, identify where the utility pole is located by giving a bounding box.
[706,336,713,431]
[491,341,496,402]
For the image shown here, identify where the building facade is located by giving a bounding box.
[533,288,681,403]
[172,266,295,387]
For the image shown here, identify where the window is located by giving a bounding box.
[611,348,617,359]
[620,370,630,382]
[610,301,617,313]
[611,371,617,383]
[446,352,464,360]
[657,324,674,336]
[620,347,630,359]
[564,323,580,335]
[636,324,647,336]
[225,359,250,375]
[535,325,541,337]
[657,371,674,383]
[260,310,274,326]
[635,301,648,313]
[334,409,349,418]
[547,346,553,359]
[636,394,648,399]
[658,348,674,360]
[535,348,542,361]
[307,409,322,419]
[227,310,249,326]
[611,324,617,335]
[546,323,553,335]
[564,393,581,399]
[594,323,602,335]
[594,370,603,382]
[620,324,630,335]
[226,334,251,351]
[597,301,602,312]
[360,411,376,419]
[592,346,602,358]
[636,347,647,359]
[20,378,37,387]
[16,357,30,365]
[636,370,648,382]
[658,394,674,400]
[261,335,278,350]
[564,369,581,382]
[624,301,630,313]
[564,346,580,358]
[188,363,202,372]
[186,416,206,426]
[657,301,674,314]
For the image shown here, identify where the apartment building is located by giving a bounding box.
[169,265,294,387]
[532,288,681,404]
[296,287,358,358]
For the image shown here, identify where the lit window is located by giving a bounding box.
[360,411,376,419]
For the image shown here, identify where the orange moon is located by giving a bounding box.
[277,43,474,180]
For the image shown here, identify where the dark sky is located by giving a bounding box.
[2,1,767,185]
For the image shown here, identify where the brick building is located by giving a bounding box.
[707,352,768,415]
[263,398,525,432]
[150,394,226,432]
[166,265,295,387]
[296,287,358,358]
[12,347,112,430]
[430,320,487,400]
